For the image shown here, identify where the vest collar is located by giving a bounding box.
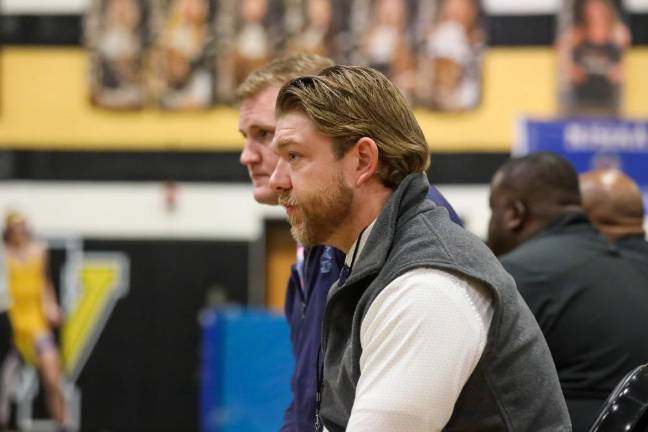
[339,172,429,288]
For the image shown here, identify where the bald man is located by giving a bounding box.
[488,152,648,431]
[580,169,648,268]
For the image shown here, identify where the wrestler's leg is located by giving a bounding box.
[35,338,65,425]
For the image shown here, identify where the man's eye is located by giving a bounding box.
[287,152,301,162]
[258,129,273,143]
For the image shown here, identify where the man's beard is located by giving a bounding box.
[278,174,353,247]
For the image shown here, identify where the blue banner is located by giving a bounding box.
[518,118,648,207]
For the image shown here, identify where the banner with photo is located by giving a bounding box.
[215,0,286,102]
[556,0,631,116]
[85,0,149,109]
[149,0,217,110]
[285,0,353,62]
[350,0,417,101]
[517,117,648,206]
[85,0,486,110]
[413,0,486,110]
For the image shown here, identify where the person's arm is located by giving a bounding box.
[39,246,62,327]
[280,398,297,432]
[280,248,307,432]
[346,268,493,432]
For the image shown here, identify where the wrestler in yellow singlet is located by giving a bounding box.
[6,243,53,365]
[3,211,66,427]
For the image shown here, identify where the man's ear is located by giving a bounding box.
[354,137,380,186]
[506,199,527,231]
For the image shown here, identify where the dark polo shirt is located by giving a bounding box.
[500,214,648,432]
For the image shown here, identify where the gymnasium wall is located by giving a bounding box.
[1,1,647,430]
[1,47,647,151]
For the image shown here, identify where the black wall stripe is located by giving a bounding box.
[428,152,509,185]
[487,15,555,46]
[0,15,81,45]
[1,14,647,46]
[0,150,509,184]
[0,150,250,182]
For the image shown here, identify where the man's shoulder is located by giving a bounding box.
[500,228,605,281]
[617,235,648,273]
[411,207,494,264]
[618,235,648,256]
[425,185,462,226]
[385,208,511,293]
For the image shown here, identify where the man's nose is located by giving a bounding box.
[239,140,261,166]
[269,159,291,193]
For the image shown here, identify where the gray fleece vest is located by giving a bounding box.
[320,173,571,431]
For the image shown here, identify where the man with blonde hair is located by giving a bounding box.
[237,55,462,431]
[270,65,570,431]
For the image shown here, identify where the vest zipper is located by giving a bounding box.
[314,390,322,432]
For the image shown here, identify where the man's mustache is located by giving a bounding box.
[278,193,299,207]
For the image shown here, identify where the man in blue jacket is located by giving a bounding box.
[237,56,462,431]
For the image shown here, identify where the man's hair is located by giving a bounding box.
[275,65,431,189]
[235,54,335,101]
[497,152,582,210]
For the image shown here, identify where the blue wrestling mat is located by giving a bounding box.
[200,307,293,432]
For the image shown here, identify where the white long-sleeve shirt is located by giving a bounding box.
[325,222,494,432]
